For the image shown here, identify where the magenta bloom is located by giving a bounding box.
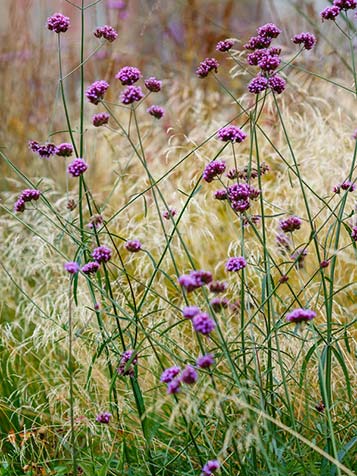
[217,125,247,143]
[201,460,220,476]
[47,13,70,33]
[160,366,181,383]
[117,349,138,376]
[182,306,201,319]
[29,141,58,159]
[248,75,269,94]
[351,226,357,241]
[292,32,316,50]
[216,39,234,52]
[67,158,88,177]
[203,160,226,183]
[257,23,281,38]
[167,378,181,394]
[196,58,219,78]
[94,25,118,42]
[334,181,356,193]
[115,66,141,85]
[178,270,212,292]
[64,262,80,274]
[181,365,198,384]
[191,270,213,286]
[210,297,229,312]
[144,77,162,92]
[192,313,216,335]
[333,0,356,9]
[92,112,110,127]
[92,246,112,263]
[226,256,247,272]
[258,53,281,71]
[147,105,164,119]
[85,80,109,105]
[286,308,316,323]
[231,199,250,213]
[244,35,272,50]
[196,354,215,369]
[209,281,228,293]
[280,216,302,233]
[125,239,142,252]
[81,262,100,274]
[214,189,228,200]
[120,85,144,105]
[19,189,41,202]
[162,207,177,220]
[96,412,111,424]
[320,6,341,20]
[268,75,286,94]
[56,143,73,157]
[14,199,25,213]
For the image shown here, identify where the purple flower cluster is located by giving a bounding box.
[351,226,357,241]
[210,297,229,312]
[162,207,177,220]
[115,66,142,85]
[117,349,138,376]
[14,188,41,213]
[160,366,181,383]
[28,140,58,159]
[292,32,316,50]
[217,125,247,143]
[321,6,341,20]
[92,246,112,263]
[92,112,110,127]
[334,0,356,9]
[161,364,198,394]
[67,158,88,177]
[333,181,356,193]
[257,23,282,38]
[56,143,73,157]
[192,312,216,335]
[280,216,302,233]
[96,412,111,424]
[196,354,215,369]
[94,25,118,42]
[144,77,162,92]
[81,262,100,274]
[85,80,109,105]
[147,105,164,119]
[64,261,80,274]
[47,13,70,33]
[286,308,316,323]
[216,39,234,52]
[244,22,281,50]
[201,460,220,476]
[125,239,142,252]
[209,281,228,293]
[120,85,144,105]
[219,182,260,213]
[196,58,219,78]
[203,160,226,183]
[226,256,247,272]
[178,270,213,292]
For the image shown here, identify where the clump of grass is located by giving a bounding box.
[1,2,357,476]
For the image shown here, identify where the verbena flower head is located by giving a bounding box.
[216,39,234,52]
[147,105,164,119]
[92,112,110,127]
[351,226,357,241]
[337,181,356,192]
[19,189,41,202]
[286,308,316,323]
[125,239,142,252]
[203,160,226,183]
[209,281,228,293]
[227,183,258,201]
[160,366,181,383]
[191,270,213,286]
[280,216,302,233]
[291,248,308,269]
[196,353,215,369]
[92,246,112,263]
[96,412,111,424]
[162,207,177,220]
[226,256,247,272]
[201,460,220,476]
[85,80,109,105]
[120,85,144,104]
[14,198,25,213]
[320,6,341,20]
[47,13,70,33]
[192,312,216,335]
[320,260,330,268]
[196,58,219,78]
[56,143,73,157]
[67,158,88,177]
[117,349,138,376]
[94,25,118,42]
[116,66,142,85]
[333,0,357,9]
[244,35,272,50]
[178,270,212,292]
[257,23,281,38]
[292,32,316,50]
[231,199,250,213]
[81,262,100,274]
[247,48,268,66]
[64,262,80,274]
[144,77,162,92]
[181,365,198,384]
[248,75,269,94]
[217,125,247,143]
[258,53,281,72]
[88,214,104,229]
[29,141,58,159]
[210,297,229,312]
[182,306,201,319]
[268,75,286,94]
[214,189,228,200]
[167,378,181,394]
